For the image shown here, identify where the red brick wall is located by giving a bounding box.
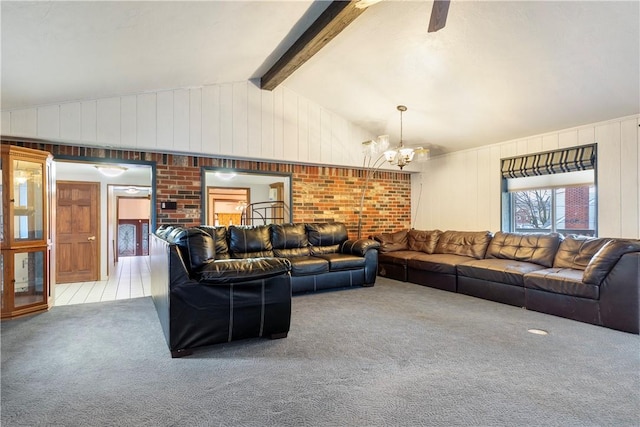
[293,165,412,237]
[564,186,590,230]
[7,141,411,238]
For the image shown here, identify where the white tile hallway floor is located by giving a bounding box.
[54,256,151,306]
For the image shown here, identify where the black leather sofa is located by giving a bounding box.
[151,222,379,356]
[195,222,380,294]
[376,229,640,334]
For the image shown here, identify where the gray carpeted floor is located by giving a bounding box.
[2,277,639,427]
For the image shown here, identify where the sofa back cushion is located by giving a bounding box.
[554,235,611,270]
[584,239,640,285]
[306,222,348,255]
[408,229,442,254]
[434,230,492,259]
[197,225,230,259]
[486,231,562,267]
[171,228,215,271]
[228,225,274,258]
[271,223,311,257]
[373,229,409,253]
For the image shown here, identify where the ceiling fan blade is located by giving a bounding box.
[428,0,450,33]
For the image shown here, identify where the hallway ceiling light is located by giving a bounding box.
[215,171,236,180]
[95,165,127,177]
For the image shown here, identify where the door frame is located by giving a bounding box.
[115,194,152,260]
[54,156,157,282]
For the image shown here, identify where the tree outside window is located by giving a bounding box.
[513,189,552,230]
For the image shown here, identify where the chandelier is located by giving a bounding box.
[361,105,429,170]
[357,105,430,238]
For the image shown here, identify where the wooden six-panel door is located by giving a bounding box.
[56,181,99,283]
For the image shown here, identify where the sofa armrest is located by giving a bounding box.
[196,257,291,284]
[598,252,640,334]
[584,240,640,286]
[341,239,380,257]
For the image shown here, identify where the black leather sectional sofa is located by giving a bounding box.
[375,229,640,334]
[150,222,380,356]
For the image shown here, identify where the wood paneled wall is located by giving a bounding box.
[414,114,640,239]
[3,81,637,238]
[0,81,373,169]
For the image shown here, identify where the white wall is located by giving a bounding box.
[412,114,640,239]
[118,198,151,220]
[0,80,374,168]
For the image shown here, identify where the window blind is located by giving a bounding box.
[506,169,594,191]
[501,144,596,179]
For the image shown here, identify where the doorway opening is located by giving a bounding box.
[52,160,154,306]
[115,192,152,260]
[202,168,292,226]
[207,187,250,226]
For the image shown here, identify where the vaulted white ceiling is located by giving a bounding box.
[2,1,639,156]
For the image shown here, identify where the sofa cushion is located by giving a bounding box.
[228,225,274,258]
[373,229,409,253]
[306,222,348,249]
[286,257,329,276]
[524,268,598,299]
[583,239,640,285]
[197,225,230,259]
[271,223,309,249]
[486,232,562,268]
[174,228,215,271]
[275,247,311,258]
[272,223,311,257]
[434,230,492,259]
[379,250,423,266]
[310,244,341,255]
[185,228,216,271]
[408,253,474,275]
[457,259,547,286]
[196,257,290,283]
[306,222,348,245]
[313,253,366,271]
[408,229,442,254]
[553,235,611,270]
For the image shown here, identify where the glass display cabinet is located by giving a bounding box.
[1,145,53,319]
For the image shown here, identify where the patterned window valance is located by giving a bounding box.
[501,144,596,179]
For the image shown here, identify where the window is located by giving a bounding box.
[502,145,597,237]
[510,184,596,236]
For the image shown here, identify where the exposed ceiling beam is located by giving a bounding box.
[428,0,450,33]
[260,1,368,91]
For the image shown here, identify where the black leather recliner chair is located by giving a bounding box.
[151,227,292,358]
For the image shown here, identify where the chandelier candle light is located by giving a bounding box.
[357,105,430,238]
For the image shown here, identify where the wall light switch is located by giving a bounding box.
[161,201,177,210]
